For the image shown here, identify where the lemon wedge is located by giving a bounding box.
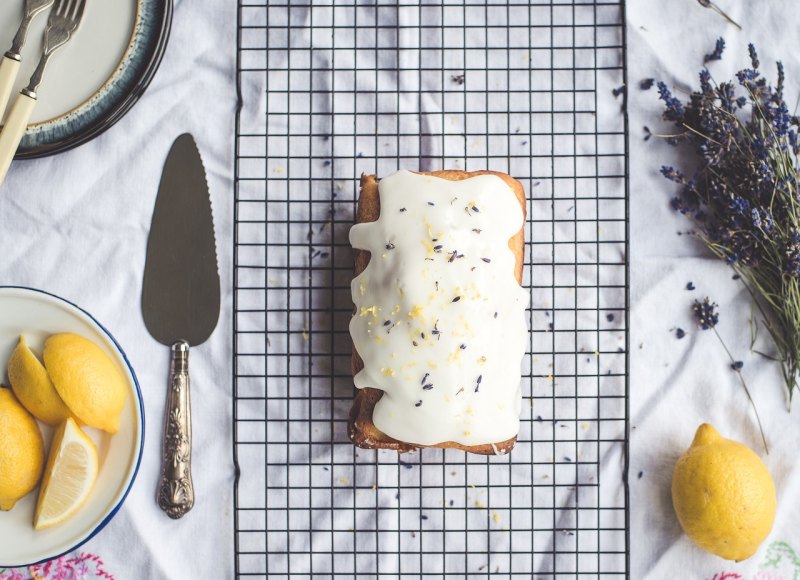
[8,335,73,426]
[34,417,98,530]
[0,388,44,511]
[44,333,127,434]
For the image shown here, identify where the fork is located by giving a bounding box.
[0,0,55,121]
[0,0,86,186]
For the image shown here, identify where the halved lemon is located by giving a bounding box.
[34,417,98,530]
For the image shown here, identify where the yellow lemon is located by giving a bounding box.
[44,333,127,434]
[34,417,98,530]
[0,387,45,510]
[672,423,776,561]
[8,335,74,426]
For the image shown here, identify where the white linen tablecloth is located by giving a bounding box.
[0,0,237,578]
[629,1,800,578]
[12,0,800,577]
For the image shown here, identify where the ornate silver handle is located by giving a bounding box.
[157,340,194,519]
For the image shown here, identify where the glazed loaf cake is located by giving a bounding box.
[348,170,528,454]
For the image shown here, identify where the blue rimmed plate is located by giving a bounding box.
[0,0,172,158]
[0,286,144,568]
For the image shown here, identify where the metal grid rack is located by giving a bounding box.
[234,1,629,577]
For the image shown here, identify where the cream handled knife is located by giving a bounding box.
[0,0,85,187]
[0,0,54,121]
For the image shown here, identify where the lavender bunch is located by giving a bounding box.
[657,41,800,403]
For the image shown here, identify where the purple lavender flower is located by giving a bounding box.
[657,82,685,122]
[716,82,740,113]
[671,196,694,215]
[773,102,790,137]
[699,69,712,94]
[729,196,750,214]
[752,208,774,232]
[736,68,758,84]
[660,166,686,183]
[786,231,800,277]
[704,37,725,63]
[749,43,760,69]
[692,298,720,330]
[750,208,763,229]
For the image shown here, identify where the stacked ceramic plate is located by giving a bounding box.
[0,0,171,158]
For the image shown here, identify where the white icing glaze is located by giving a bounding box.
[349,170,529,447]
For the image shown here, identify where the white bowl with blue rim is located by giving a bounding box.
[0,286,144,568]
[0,0,172,158]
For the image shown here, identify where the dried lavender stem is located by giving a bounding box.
[712,327,769,454]
[696,0,742,30]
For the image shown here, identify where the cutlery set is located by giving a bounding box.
[0,1,220,522]
[0,0,85,185]
[0,0,53,117]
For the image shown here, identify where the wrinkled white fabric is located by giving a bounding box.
[0,0,237,577]
[629,1,800,578]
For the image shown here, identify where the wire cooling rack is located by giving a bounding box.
[234,1,629,577]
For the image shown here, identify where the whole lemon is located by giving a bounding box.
[0,387,45,510]
[672,423,776,561]
[8,335,74,426]
[44,333,127,434]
